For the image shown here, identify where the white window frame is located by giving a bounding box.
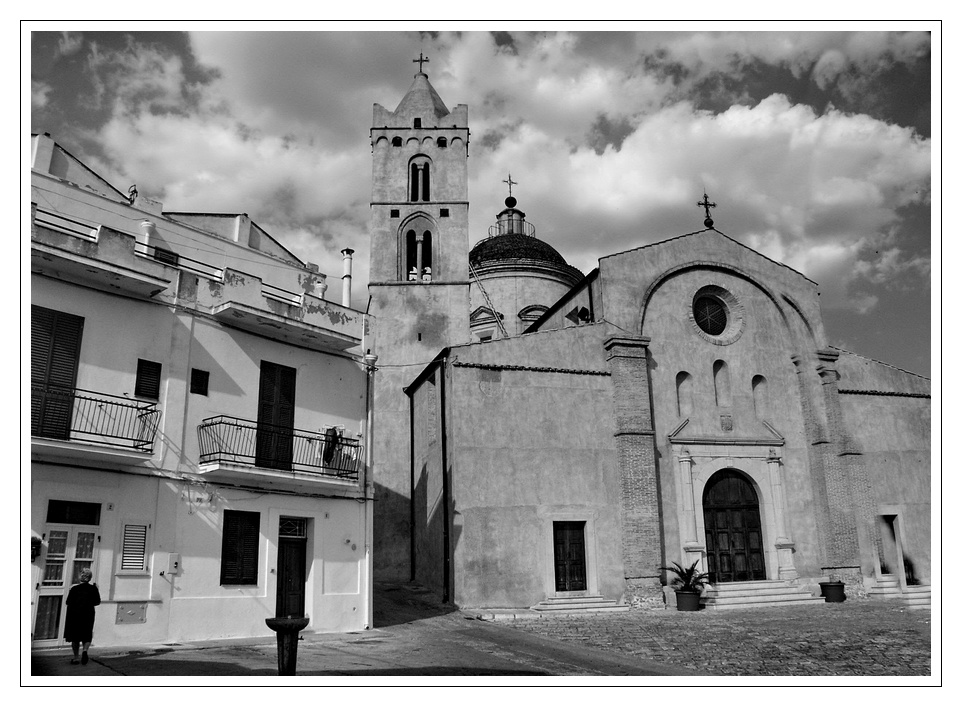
[117,520,151,575]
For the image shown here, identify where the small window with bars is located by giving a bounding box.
[279,517,308,539]
[120,523,148,573]
[135,359,163,400]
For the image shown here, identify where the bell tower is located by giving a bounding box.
[368,60,471,580]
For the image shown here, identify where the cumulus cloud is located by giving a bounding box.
[38,30,929,318]
[57,31,83,58]
[32,80,52,110]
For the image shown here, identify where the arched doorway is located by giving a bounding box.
[703,469,766,583]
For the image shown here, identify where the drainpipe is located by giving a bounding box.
[409,390,416,583]
[341,248,355,307]
[362,351,378,629]
[439,355,450,603]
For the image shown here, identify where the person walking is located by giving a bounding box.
[64,568,100,665]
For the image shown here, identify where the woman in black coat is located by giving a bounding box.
[64,567,100,665]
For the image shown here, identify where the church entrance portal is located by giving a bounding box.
[703,470,766,584]
[553,521,587,592]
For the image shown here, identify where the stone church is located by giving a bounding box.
[367,69,931,610]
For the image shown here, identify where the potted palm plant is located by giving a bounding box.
[662,560,710,611]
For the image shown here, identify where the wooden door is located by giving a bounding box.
[276,537,307,618]
[703,470,766,583]
[553,521,587,592]
[255,361,296,470]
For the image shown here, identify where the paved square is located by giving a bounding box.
[495,602,932,676]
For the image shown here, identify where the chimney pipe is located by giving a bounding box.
[341,248,355,307]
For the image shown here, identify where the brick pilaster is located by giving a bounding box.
[604,336,662,606]
[815,349,861,575]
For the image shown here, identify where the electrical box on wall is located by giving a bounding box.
[166,553,181,575]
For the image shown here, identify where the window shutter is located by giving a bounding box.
[31,306,83,438]
[221,511,259,585]
[121,524,148,571]
[135,359,162,400]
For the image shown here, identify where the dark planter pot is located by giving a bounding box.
[819,581,846,603]
[266,616,310,675]
[675,590,702,611]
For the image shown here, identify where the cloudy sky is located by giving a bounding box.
[28,27,936,377]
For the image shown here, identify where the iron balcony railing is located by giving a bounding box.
[31,385,161,453]
[197,415,362,481]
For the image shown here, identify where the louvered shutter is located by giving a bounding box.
[121,524,148,571]
[256,362,296,470]
[220,511,259,585]
[135,359,162,400]
[31,306,83,438]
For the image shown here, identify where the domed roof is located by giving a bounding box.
[469,233,570,268]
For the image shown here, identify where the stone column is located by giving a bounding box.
[604,336,662,608]
[767,448,798,580]
[677,448,704,566]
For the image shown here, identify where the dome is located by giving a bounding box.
[469,234,570,268]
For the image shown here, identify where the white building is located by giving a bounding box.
[29,133,376,648]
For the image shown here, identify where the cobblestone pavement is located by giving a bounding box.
[492,601,933,677]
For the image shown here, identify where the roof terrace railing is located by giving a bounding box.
[487,220,536,239]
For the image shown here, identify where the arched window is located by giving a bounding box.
[409,160,431,202]
[752,375,768,419]
[713,360,731,407]
[676,371,693,417]
[405,229,433,282]
[437,137,447,148]
[391,136,402,147]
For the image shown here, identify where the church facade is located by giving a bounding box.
[369,70,931,610]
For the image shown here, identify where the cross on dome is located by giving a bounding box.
[413,52,429,73]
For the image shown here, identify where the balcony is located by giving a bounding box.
[197,416,363,491]
[31,386,161,463]
[31,208,173,299]
[204,268,363,352]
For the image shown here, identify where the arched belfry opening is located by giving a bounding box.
[399,214,437,282]
[702,469,766,583]
[409,157,431,202]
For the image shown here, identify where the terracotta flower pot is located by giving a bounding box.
[675,590,702,611]
[819,581,846,603]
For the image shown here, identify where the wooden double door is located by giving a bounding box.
[553,521,587,592]
[703,470,766,584]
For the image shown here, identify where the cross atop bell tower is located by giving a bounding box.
[369,66,470,285]
[413,52,429,73]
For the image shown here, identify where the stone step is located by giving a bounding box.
[707,580,795,592]
[703,592,820,606]
[531,596,628,613]
[704,586,812,598]
[702,597,826,610]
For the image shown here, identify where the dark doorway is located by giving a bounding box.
[553,521,587,592]
[703,470,766,583]
[276,517,308,618]
[256,361,296,470]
